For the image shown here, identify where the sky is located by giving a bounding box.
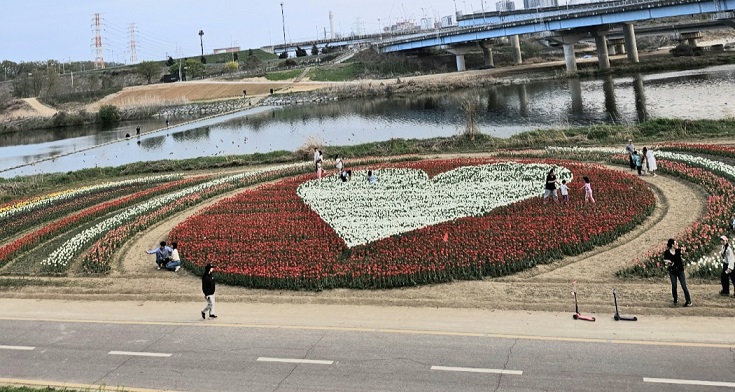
[0,0,521,64]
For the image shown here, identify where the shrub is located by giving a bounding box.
[97,105,120,125]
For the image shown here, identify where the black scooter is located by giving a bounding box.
[613,288,638,321]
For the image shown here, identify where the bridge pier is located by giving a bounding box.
[478,41,495,68]
[510,35,522,65]
[594,33,610,70]
[563,44,577,73]
[608,38,626,55]
[446,47,472,72]
[679,32,703,46]
[623,23,639,63]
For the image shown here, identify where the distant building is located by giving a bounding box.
[496,0,516,11]
[213,46,240,54]
[441,15,454,27]
[420,17,435,30]
[523,0,558,8]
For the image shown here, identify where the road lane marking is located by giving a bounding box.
[257,357,333,365]
[109,351,172,358]
[431,366,523,375]
[2,316,734,349]
[0,345,35,351]
[643,377,735,388]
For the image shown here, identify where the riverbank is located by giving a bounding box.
[2,51,734,135]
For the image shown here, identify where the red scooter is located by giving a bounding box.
[572,281,595,321]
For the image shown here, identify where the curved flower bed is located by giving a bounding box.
[170,158,654,290]
[546,147,735,279]
[0,176,213,270]
[0,175,181,221]
[41,162,311,273]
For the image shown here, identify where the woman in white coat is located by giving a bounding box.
[646,147,657,176]
[720,235,735,296]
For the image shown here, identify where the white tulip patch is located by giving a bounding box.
[297,162,572,247]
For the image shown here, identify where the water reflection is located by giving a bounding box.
[1,65,733,177]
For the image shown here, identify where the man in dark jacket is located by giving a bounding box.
[201,264,217,319]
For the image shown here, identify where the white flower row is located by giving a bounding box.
[546,146,735,179]
[298,162,572,248]
[42,162,308,270]
[0,174,182,221]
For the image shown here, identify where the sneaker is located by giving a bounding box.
[720,291,730,296]
[156,266,161,270]
[201,311,205,320]
[174,266,180,272]
[683,302,693,307]
[209,314,217,319]
[673,299,678,305]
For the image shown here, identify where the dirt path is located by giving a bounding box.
[20,98,57,116]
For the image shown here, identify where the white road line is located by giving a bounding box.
[108,351,172,358]
[431,366,523,375]
[257,357,334,365]
[0,345,35,351]
[644,377,735,388]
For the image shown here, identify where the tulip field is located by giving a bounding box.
[169,158,655,290]
[3,142,735,289]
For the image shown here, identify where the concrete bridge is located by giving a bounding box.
[374,0,735,73]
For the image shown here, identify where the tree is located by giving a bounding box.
[185,58,206,79]
[311,44,319,56]
[224,61,239,73]
[279,52,288,59]
[295,46,307,57]
[200,55,207,64]
[165,56,175,66]
[233,52,239,62]
[136,61,162,84]
[248,48,254,57]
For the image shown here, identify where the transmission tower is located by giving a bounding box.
[93,13,105,69]
[128,23,138,64]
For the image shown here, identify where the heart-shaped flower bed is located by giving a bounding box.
[297,163,572,247]
[170,158,654,290]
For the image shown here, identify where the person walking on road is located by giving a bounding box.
[201,264,217,319]
[663,239,691,307]
[720,235,735,296]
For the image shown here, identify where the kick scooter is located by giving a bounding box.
[613,288,638,321]
[572,281,595,321]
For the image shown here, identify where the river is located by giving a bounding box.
[1,65,733,178]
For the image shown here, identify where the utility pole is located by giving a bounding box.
[280,2,287,56]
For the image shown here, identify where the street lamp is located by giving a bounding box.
[198,30,205,58]
[280,2,287,57]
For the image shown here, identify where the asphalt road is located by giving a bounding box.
[1,300,734,392]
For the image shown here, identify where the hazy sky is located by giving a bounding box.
[1,0,516,64]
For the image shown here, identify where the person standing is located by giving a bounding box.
[201,264,217,319]
[542,168,559,204]
[582,176,595,203]
[663,239,691,307]
[720,235,735,296]
[335,154,343,174]
[559,179,569,205]
[136,126,141,136]
[632,150,643,176]
[625,139,636,171]
[165,242,181,272]
[646,147,658,176]
[146,241,172,270]
[641,147,648,175]
[313,148,320,171]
